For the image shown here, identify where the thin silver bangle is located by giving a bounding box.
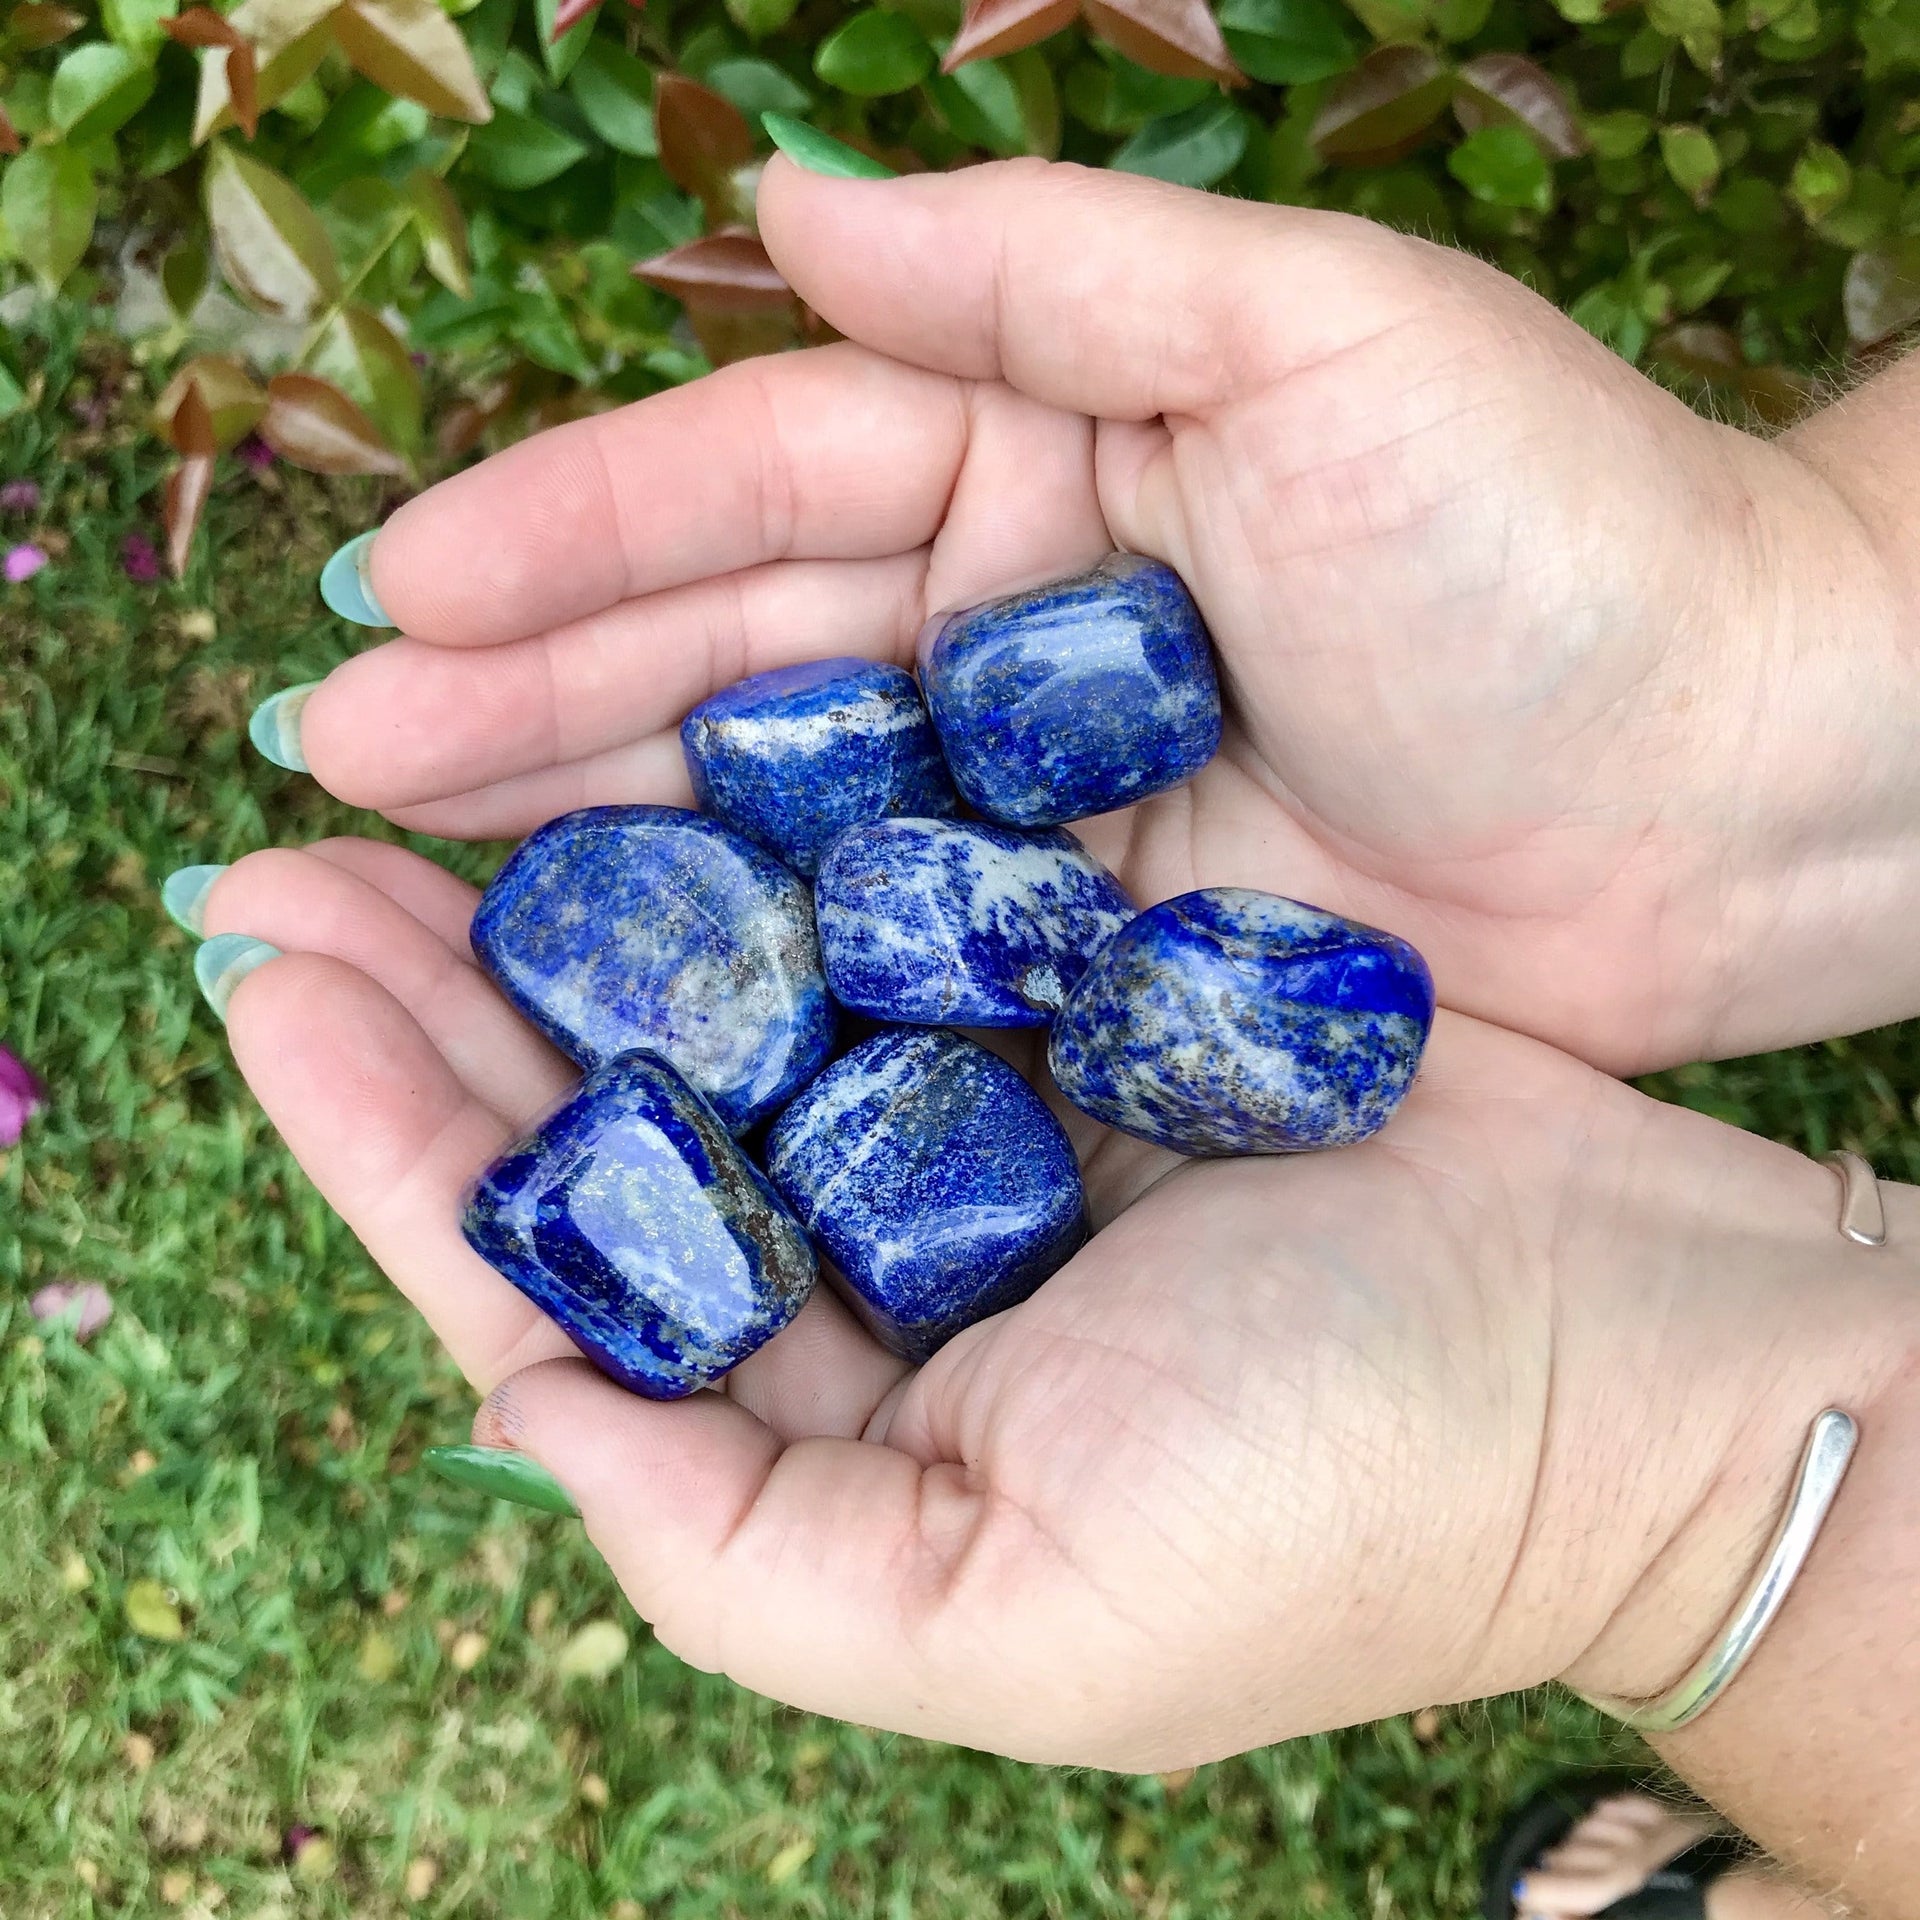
[1568,1151,1882,1734]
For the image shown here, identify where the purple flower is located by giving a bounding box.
[29,1282,113,1343]
[237,436,275,473]
[4,544,47,583]
[0,479,39,514]
[121,532,162,584]
[0,1046,42,1145]
[282,1825,321,1863]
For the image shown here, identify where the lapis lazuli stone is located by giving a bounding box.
[815,817,1135,1027]
[463,1051,816,1399]
[764,1029,1086,1361]
[471,805,834,1134]
[917,553,1222,828]
[1048,889,1435,1156]
[681,657,959,877]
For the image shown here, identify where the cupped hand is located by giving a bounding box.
[288,161,1913,1076]
[199,841,1897,1767]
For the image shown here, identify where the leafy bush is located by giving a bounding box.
[1,0,1916,566]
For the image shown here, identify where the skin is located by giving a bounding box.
[206,165,1920,1909]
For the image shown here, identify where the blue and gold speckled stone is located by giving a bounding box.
[1048,889,1434,1156]
[471,805,834,1134]
[764,1029,1086,1362]
[816,818,1134,1027]
[917,554,1222,828]
[681,658,959,877]
[463,1051,816,1399]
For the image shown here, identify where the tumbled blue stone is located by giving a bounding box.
[1048,889,1435,1156]
[681,657,959,877]
[463,1051,816,1399]
[471,805,834,1134]
[816,818,1135,1027]
[764,1029,1086,1361]
[917,553,1222,828]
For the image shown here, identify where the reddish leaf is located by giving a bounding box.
[1649,321,1742,381]
[165,375,218,460]
[654,73,755,219]
[944,0,1077,67]
[163,5,239,45]
[1082,0,1243,84]
[1453,53,1583,159]
[1736,364,1811,428]
[688,307,803,367]
[550,0,600,35]
[6,3,83,50]
[166,8,262,137]
[154,354,267,453]
[1843,240,1920,348]
[634,229,795,313]
[165,453,216,577]
[259,373,407,475]
[0,105,19,156]
[1311,45,1451,165]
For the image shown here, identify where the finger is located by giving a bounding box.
[301,836,481,951]
[720,1286,912,1443]
[368,345,968,647]
[1512,1866,1643,1917]
[226,955,577,1390]
[758,159,1419,425]
[305,553,929,814]
[203,847,572,1125]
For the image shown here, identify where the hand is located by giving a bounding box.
[198,842,1920,1767]
[281,162,1918,1076]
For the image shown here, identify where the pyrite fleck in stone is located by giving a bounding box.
[463,1051,817,1399]
[815,817,1134,1027]
[764,1029,1086,1362]
[917,553,1222,828]
[1048,889,1434,1156]
[681,657,958,877]
[471,805,834,1134]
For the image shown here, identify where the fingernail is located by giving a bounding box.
[423,1444,579,1517]
[161,863,227,935]
[1511,1880,1528,1905]
[194,933,280,1022]
[319,530,392,627]
[248,682,319,772]
[762,112,897,181]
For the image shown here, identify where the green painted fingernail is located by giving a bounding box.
[248,682,319,772]
[319,530,391,627]
[194,933,280,1022]
[762,113,897,181]
[161,863,227,936]
[423,1445,580,1517]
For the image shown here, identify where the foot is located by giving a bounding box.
[1514,1792,1716,1917]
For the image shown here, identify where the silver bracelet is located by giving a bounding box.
[1568,1150,1882,1734]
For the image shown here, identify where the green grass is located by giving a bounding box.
[4,317,1915,1920]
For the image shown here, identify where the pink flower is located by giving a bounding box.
[29,1282,113,1342]
[122,532,162,584]
[4,544,47,583]
[0,479,39,513]
[0,1046,42,1144]
[237,436,275,473]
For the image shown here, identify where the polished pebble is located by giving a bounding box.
[764,1029,1086,1362]
[463,1051,815,1399]
[918,553,1222,827]
[681,657,958,877]
[816,817,1134,1027]
[1048,889,1434,1155]
[471,805,834,1133]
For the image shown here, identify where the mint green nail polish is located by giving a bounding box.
[423,1445,580,1517]
[762,112,897,181]
[319,531,392,627]
[161,863,227,936]
[194,933,280,1022]
[248,682,319,772]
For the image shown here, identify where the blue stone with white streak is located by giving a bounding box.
[471,805,834,1134]
[463,1051,816,1399]
[764,1029,1086,1362]
[682,657,959,877]
[816,817,1134,1027]
[1048,889,1435,1156]
[917,553,1222,828]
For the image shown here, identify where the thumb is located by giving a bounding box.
[757,157,1423,423]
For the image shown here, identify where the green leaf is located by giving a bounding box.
[0,358,25,420]
[510,273,596,378]
[204,141,341,319]
[1646,0,1722,68]
[1109,98,1249,186]
[1582,108,1651,159]
[569,39,658,155]
[1,142,96,289]
[101,0,178,56]
[813,10,934,96]
[124,1579,185,1643]
[1218,0,1356,84]
[703,56,812,120]
[466,104,591,187]
[555,1618,630,1680]
[1788,139,1851,222]
[727,0,800,33]
[310,305,423,456]
[1816,168,1901,250]
[533,0,594,82]
[1447,123,1553,212]
[1432,0,1491,40]
[333,0,494,123]
[930,51,1057,155]
[1658,123,1720,203]
[48,42,156,144]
